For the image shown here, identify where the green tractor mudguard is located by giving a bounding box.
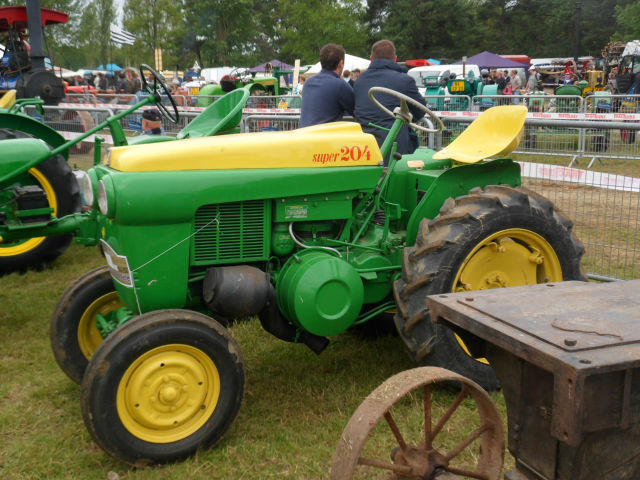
[0,110,68,159]
[0,137,51,177]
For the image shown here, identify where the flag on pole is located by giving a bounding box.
[110,24,136,46]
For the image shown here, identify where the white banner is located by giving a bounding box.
[520,161,640,193]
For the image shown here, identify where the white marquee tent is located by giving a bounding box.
[307,53,370,74]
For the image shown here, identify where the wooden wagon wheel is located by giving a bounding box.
[330,367,504,480]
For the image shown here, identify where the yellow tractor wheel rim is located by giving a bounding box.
[0,168,57,256]
[117,344,221,444]
[77,291,122,360]
[452,228,563,363]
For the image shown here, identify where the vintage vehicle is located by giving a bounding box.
[0,4,67,104]
[197,65,300,107]
[0,72,585,465]
[409,64,499,113]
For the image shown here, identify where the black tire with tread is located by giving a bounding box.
[82,309,245,466]
[0,128,81,273]
[50,266,117,384]
[393,185,586,391]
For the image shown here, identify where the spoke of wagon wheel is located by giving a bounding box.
[445,422,491,461]
[431,387,469,441]
[384,411,408,450]
[357,456,414,474]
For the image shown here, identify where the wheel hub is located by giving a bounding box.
[78,291,122,360]
[158,382,181,404]
[117,344,221,443]
[391,445,449,479]
[455,229,563,292]
[126,355,208,428]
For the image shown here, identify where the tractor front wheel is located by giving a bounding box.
[394,186,586,390]
[50,266,122,384]
[0,128,81,274]
[81,309,245,466]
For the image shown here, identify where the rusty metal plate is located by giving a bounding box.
[434,280,640,352]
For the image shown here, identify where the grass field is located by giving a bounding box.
[0,243,510,480]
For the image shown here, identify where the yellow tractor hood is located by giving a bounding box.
[108,122,383,172]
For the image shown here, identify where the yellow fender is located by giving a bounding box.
[0,90,17,109]
[433,105,527,163]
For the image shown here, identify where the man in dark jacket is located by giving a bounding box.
[299,43,355,127]
[353,39,426,159]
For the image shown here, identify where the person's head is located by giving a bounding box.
[510,69,517,76]
[496,71,502,78]
[342,69,351,79]
[319,43,346,73]
[370,39,396,61]
[353,68,360,78]
[504,70,508,76]
[299,74,306,83]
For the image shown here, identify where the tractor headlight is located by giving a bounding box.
[97,176,116,218]
[73,170,94,207]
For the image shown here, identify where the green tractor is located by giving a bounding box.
[0,65,249,274]
[197,65,300,107]
[0,67,585,466]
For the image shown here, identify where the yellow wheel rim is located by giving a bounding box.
[77,291,122,360]
[452,228,563,363]
[0,168,57,256]
[117,344,221,444]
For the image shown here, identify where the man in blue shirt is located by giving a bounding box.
[299,44,355,127]
[354,39,426,158]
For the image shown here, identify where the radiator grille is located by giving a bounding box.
[192,200,268,264]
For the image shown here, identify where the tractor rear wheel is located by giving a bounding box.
[393,186,586,391]
[50,266,121,384]
[0,128,81,274]
[82,309,245,466]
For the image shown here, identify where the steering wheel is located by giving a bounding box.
[140,64,179,123]
[229,67,252,82]
[368,87,443,134]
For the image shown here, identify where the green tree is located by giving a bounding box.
[367,0,479,61]
[275,0,368,64]
[615,0,640,40]
[123,0,183,69]
[94,0,116,65]
[69,1,101,67]
[182,0,258,67]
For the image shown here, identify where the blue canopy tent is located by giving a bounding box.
[454,51,527,70]
[97,63,122,72]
